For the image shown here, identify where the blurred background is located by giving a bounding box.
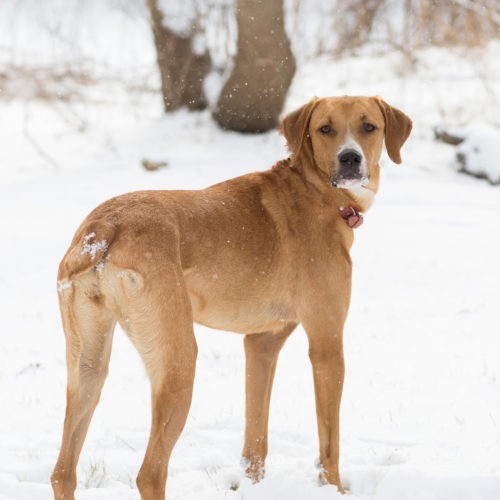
[1,0,500,178]
[1,2,500,499]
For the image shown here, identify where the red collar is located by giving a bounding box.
[339,205,364,228]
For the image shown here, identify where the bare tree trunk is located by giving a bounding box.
[213,0,296,133]
[147,0,211,111]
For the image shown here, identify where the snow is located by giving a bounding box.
[1,8,500,500]
[455,124,500,184]
[0,0,152,68]
[81,233,108,261]
[56,280,72,293]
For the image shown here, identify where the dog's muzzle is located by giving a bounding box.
[332,149,368,188]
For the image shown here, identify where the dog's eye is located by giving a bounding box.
[363,123,376,133]
[319,125,331,134]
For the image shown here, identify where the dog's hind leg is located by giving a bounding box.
[242,323,297,482]
[117,266,197,500]
[51,279,116,500]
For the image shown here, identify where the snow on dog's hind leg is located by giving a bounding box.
[51,277,116,500]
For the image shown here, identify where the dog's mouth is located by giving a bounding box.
[332,173,369,189]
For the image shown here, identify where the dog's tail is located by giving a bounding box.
[58,220,117,283]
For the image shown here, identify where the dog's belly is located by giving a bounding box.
[186,278,295,334]
[192,301,293,334]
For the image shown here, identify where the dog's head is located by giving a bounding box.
[280,96,412,195]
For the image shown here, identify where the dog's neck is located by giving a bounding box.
[336,162,380,214]
[273,157,378,214]
[337,182,375,213]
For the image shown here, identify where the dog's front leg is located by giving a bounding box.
[242,323,296,481]
[305,321,346,493]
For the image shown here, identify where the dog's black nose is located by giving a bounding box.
[338,149,362,168]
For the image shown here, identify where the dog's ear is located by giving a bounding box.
[375,97,412,164]
[280,98,320,157]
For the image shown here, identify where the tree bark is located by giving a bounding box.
[213,0,296,133]
[147,0,211,112]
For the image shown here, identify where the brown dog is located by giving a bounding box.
[51,96,412,499]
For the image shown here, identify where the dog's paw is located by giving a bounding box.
[241,457,265,483]
[317,463,346,494]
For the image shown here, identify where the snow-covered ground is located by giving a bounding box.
[1,28,500,500]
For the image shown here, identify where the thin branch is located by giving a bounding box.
[453,0,500,26]
[22,104,60,170]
